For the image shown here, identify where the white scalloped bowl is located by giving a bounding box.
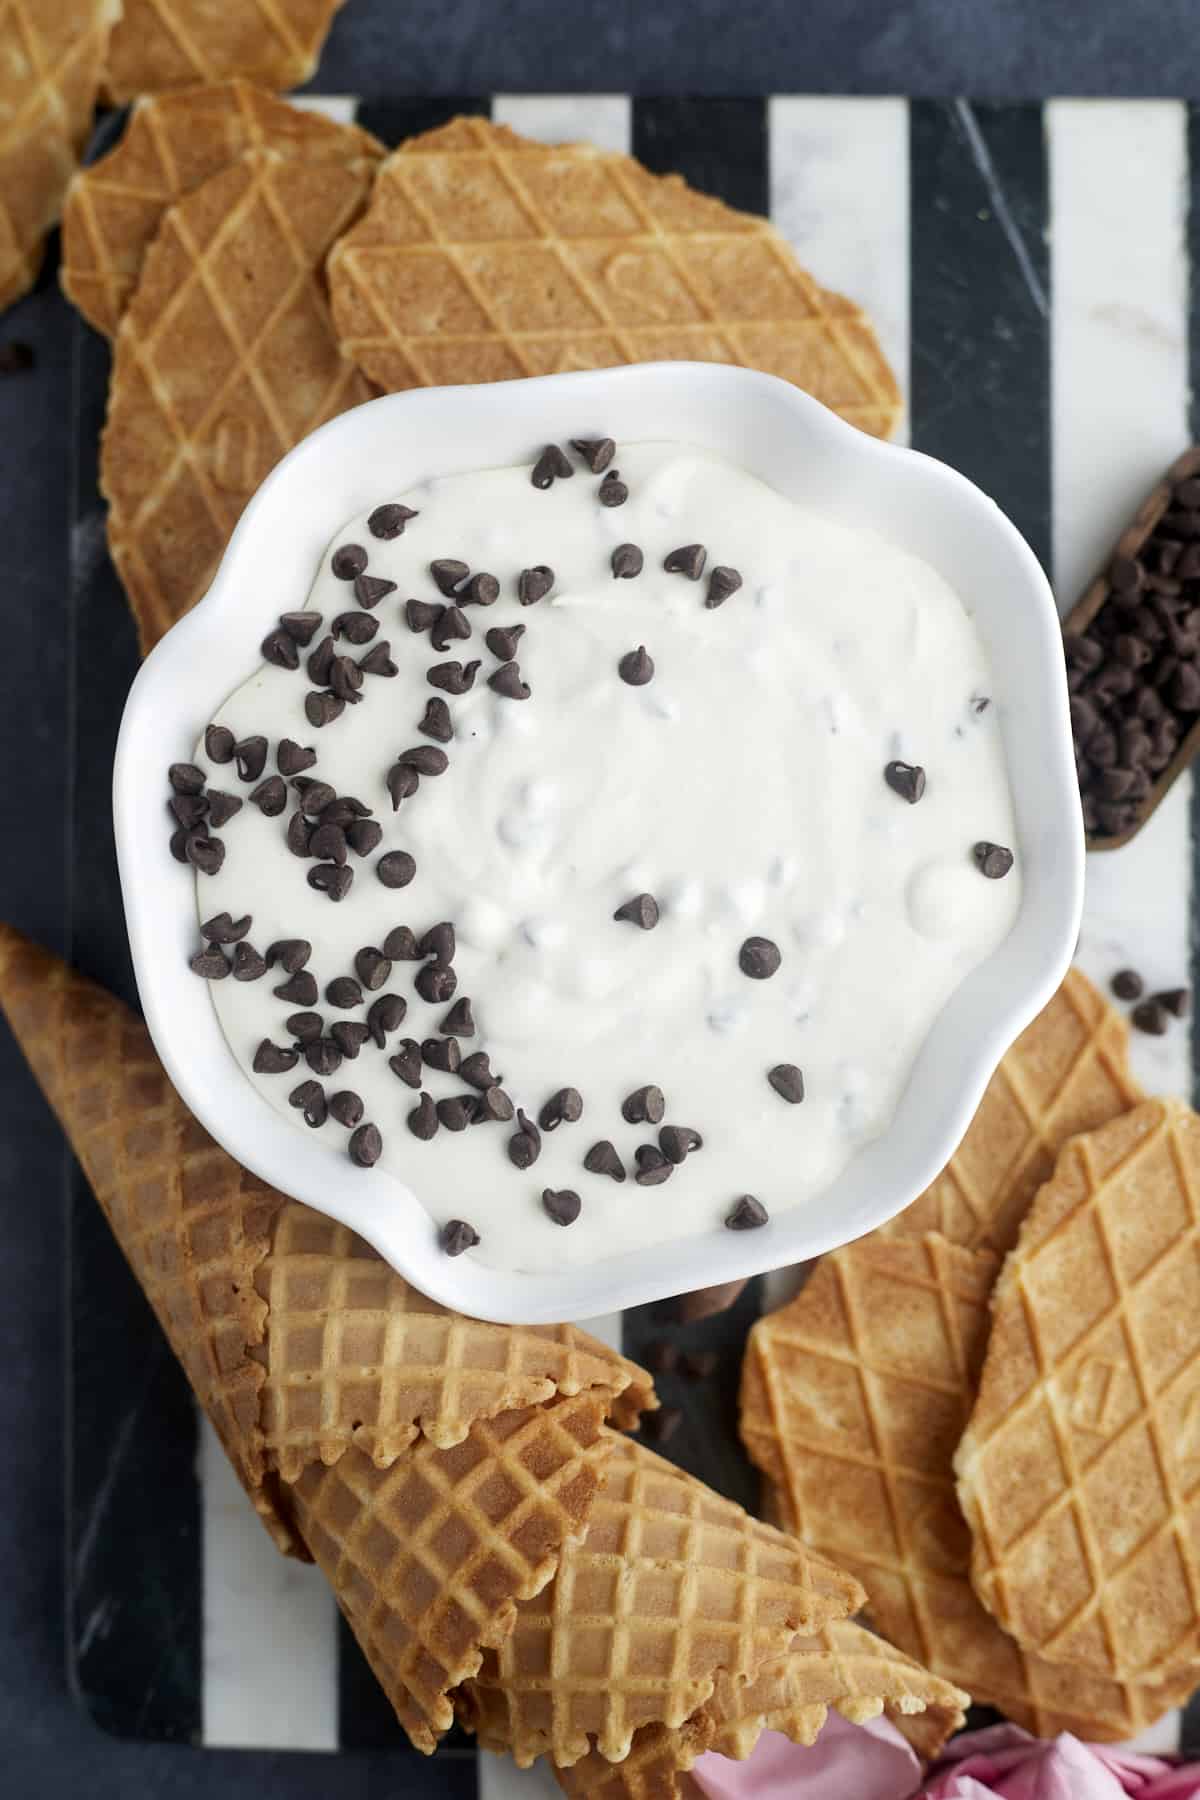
[114,363,1082,1324]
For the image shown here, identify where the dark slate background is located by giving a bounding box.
[5,2,1200,1792]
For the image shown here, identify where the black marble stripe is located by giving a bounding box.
[353,94,491,150]
[909,101,1051,578]
[633,97,768,217]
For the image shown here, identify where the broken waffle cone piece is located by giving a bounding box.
[882,966,1142,1255]
[62,79,383,337]
[328,116,901,438]
[100,146,378,653]
[741,1229,1194,1738]
[956,1098,1200,1683]
[0,0,120,315]
[102,0,345,106]
[456,1430,865,1768]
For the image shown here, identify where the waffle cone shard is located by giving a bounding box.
[956,1098,1200,1683]
[102,0,344,105]
[62,79,383,337]
[100,145,377,652]
[457,1431,865,1768]
[289,1393,615,1752]
[883,967,1142,1256]
[328,115,901,438]
[741,1228,1194,1738]
[0,0,120,315]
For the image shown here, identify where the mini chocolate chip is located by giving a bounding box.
[377,852,416,889]
[169,761,206,795]
[726,1194,768,1230]
[768,1063,805,1104]
[286,812,313,857]
[266,939,311,973]
[542,1188,581,1227]
[286,1012,323,1043]
[204,725,235,763]
[332,611,379,645]
[460,1051,500,1090]
[664,544,707,580]
[466,1084,509,1124]
[508,1108,542,1168]
[584,1140,626,1182]
[705,566,742,608]
[739,936,781,979]
[277,739,316,776]
[368,502,417,539]
[437,1095,477,1131]
[329,655,365,704]
[622,1086,665,1125]
[461,572,499,607]
[332,543,367,580]
[354,572,396,609]
[884,760,926,805]
[1155,986,1190,1017]
[308,862,354,901]
[293,777,335,814]
[261,627,299,669]
[440,997,475,1036]
[253,1040,299,1074]
[614,893,659,929]
[308,635,336,685]
[169,827,189,863]
[329,1090,364,1128]
[659,1124,702,1164]
[200,911,251,943]
[571,436,615,472]
[169,791,209,830]
[427,659,479,693]
[274,970,318,1006]
[431,559,469,596]
[486,624,526,660]
[973,842,1014,880]
[232,942,267,982]
[331,1021,370,1059]
[641,1406,682,1445]
[619,646,654,686]
[441,1218,479,1255]
[406,598,443,633]
[310,822,348,866]
[1112,969,1144,1001]
[189,945,230,979]
[233,736,268,782]
[1132,999,1169,1036]
[347,819,383,857]
[349,1123,382,1167]
[383,926,421,961]
[387,763,419,810]
[421,922,456,965]
[611,543,643,580]
[325,976,363,1010]
[305,1037,343,1077]
[488,660,530,700]
[388,1040,423,1087]
[354,947,391,992]
[634,1145,673,1186]
[597,470,628,507]
[359,642,398,678]
[408,1093,439,1139]
[367,993,407,1045]
[422,1035,461,1074]
[416,962,457,1004]
[531,444,573,488]
[289,1080,327,1128]
[432,608,472,656]
[280,611,322,645]
[539,1087,583,1131]
[185,831,225,876]
[418,697,454,744]
[249,775,287,817]
[305,692,345,729]
[400,745,449,776]
[518,565,554,605]
[191,801,229,836]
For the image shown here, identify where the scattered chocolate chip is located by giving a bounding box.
[347,819,383,858]
[368,502,417,539]
[517,565,554,605]
[428,659,479,693]
[305,691,345,729]
[584,1139,625,1182]
[331,543,367,581]
[280,611,322,645]
[308,862,354,901]
[273,970,318,1006]
[597,470,628,507]
[349,1123,382,1167]
[618,646,654,686]
[367,993,407,1045]
[232,942,267,982]
[973,842,1014,880]
[386,763,419,810]
[261,627,299,669]
[0,341,34,375]
[286,812,313,857]
[431,559,469,596]
[307,635,336,685]
[359,641,398,678]
[532,444,573,488]
[383,925,420,961]
[309,822,348,866]
[199,911,250,944]
[437,1095,477,1132]
[189,945,229,979]
[641,1406,682,1445]
[539,1087,583,1131]
[294,778,335,815]
[377,852,416,889]
[204,724,235,763]
[768,1063,805,1104]
[441,1218,479,1255]
[253,1039,299,1074]
[488,660,530,700]
[634,1145,673,1186]
[705,566,742,609]
[413,699,452,749]
[1132,999,1169,1036]
[249,775,287,817]
[416,962,456,1004]
[353,947,391,992]
[739,936,781,979]
[422,1035,461,1074]
[658,1124,701,1164]
[331,1021,370,1060]
[681,1350,719,1381]
[266,939,311,973]
[169,827,189,863]
[286,1012,323,1042]
[400,745,449,776]
[1112,969,1145,1001]
[408,1093,439,1139]
[185,831,225,876]
[884,760,926,805]
[542,1188,581,1227]
[486,623,526,660]
[329,654,365,704]
[571,437,615,473]
[354,572,396,609]
[432,605,472,652]
[289,1080,327,1128]
[611,543,643,580]
[276,739,316,776]
[664,544,707,580]
[406,598,443,633]
[169,762,206,797]
[462,572,499,606]
[169,791,210,830]
[304,1037,343,1077]
[508,1108,542,1168]
[421,920,455,961]
[329,1090,364,1128]
[460,1051,500,1090]
[440,997,475,1037]
[622,1085,665,1126]
[614,893,659,930]
[233,736,268,783]
[726,1194,768,1230]
[325,976,363,1010]
[1155,986,1190,1017]
[332,610,378,646]
[388,1040,423,1087]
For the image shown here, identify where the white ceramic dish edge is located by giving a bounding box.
[114,363,1083,1324]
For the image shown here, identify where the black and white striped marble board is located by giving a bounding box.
[68,94,1200,1777]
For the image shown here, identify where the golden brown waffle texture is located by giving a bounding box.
[102,0,344,105]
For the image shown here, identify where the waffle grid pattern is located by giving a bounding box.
[102,0,343,107]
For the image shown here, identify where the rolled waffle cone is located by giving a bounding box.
[100,145,377,653]
[0,0,120,315]
[102,0,344,106]
[253,1200,654,1482]
[457,1430,865,1768]
[328,116,901,438]
[882,967,1142,1256]
[956,1098,1200,1683]
[62,78,382,337]
[740,1230,1194,1738]
[288,1392,614,1753]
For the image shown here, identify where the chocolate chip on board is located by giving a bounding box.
[169,761,206,795]
[204,792,238,829]
[280,611,322,645]
[329,654,365,704]
[406,598,443,633]
[664,544,707,580]
[286,1011,323,1042]
[386,763,419,810]
[441,1218,479,1256]
[406,1093,438,1140]
[517,565,554,605]
[308,862,354,901]
[347,819,383,858]
[705,565,742,609]
[634,1145,673,1186]
[273,970,318,1006]
[359,642,398,678]
[305,691,344,729]
[432,606,472,651]
[354,946,392,991]
[354,573,396,609]
[383,925,420,961]
[309,823,348,866]
[331,543,368,580]
[325,975,363,1010]
[331,1021,370,1059]
[459,1051,500,1090]
[277,739,317,776]
[539,1087,583,1131]
[185,831,225,875]
[400,745,449,776]
[440,996,475,1037]
[422,1035,461,1074]
[571,437,616,473]
[611,543,643,580]
[232,942,267,982]
[597,470,628,507]
[265,938,311,974]
[377,852,416,890]
[583,1140,626,1182]
[542,1188,582,1227]
[419,697,454,742]
[252,1039,299,1074]
[416,961,456,1004]
[349,1123,383,1167]
[286,812,313,858]
[486,624,525,661]
[368,502,417,539]
[767,1063,806,1104]
[304,1037,343,1077]
[508,1108,542,1168]
[233,736,268,783]
[437,1094,478,1132]
[622,1085,665,1126]
[462,572,499,606]
[427,659,479,694]
[618,646,654,686]
[328,1090,365,1128]
[658,1124,702,1164]
[261,627,299,669]
[884,760,927,804]
[367,992,407,1045]
[249,775,287,817]
[430,558,469,597]
[1111,968,1145,1001]
[475,1084,515,1124]
[739,936,781,979]
[388,1040,423,1087]
[333,611,379,646]
[488,661,530,700]
[204,724,235,763]
[169,791,209,830]
[189,945,230,979]
[293,778,335,815]
[200,911,251,943]
[168,827,190,863]
[725,1194,769,1230]
[420,921,454,961]
[289,1080,327,1128]
[973,841,1015,880]
[307,635,336,686]
[531,444,573,488]
[613,893,659,929]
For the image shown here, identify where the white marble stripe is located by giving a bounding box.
[1049,100,1193,1106]
[287,94,360,124]
[492,94,631,154]
[200,1419,339,1749]
[768,97,911,445]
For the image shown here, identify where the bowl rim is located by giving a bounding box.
[114,362,1083,1323]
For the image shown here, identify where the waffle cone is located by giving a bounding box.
[956,1099,1200,1683]
[62,79,382,337]
[102,0,344,106]
[741,1229,1194,1737]
[0,0,120,315]
[883,968,1142,1256]
[328,116,901,438]
[100,145,377,653]
[457,1431,865,1768]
